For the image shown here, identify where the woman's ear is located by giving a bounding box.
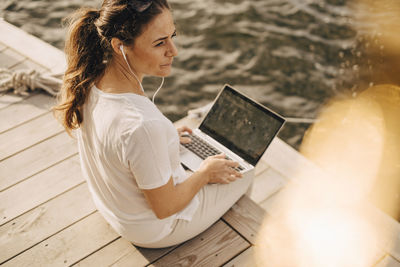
[111,38,123,55]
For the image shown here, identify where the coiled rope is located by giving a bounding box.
[0,68,62,96]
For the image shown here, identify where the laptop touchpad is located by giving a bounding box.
[180,145,203,171]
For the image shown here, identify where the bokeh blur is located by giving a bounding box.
[254,83,399,267]
[255,0,400,264]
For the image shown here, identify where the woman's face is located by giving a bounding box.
[126,8,178,79]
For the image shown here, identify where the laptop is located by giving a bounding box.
[180,84,285,173]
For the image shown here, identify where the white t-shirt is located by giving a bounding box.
[76,86,199,244]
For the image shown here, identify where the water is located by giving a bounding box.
[0,0,395,149]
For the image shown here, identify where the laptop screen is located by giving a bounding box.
[199,85,285,166]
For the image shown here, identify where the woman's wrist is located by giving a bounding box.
[195,168,211,184]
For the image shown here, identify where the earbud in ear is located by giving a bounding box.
[118,43,144,92]
[120,44,128,61]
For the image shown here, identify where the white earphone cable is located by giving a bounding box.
[152,77,164,103]
[120,45,164,103]
[120,45,144,93]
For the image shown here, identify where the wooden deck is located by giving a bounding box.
[0,19,399,266]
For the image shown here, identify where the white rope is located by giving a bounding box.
[0,68,62,96]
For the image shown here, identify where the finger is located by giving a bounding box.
[184,126,193,134]
[177,126,192,134]
[225,160,240,168]
[223,165,242,176]
[225,165,236,173]
[180,137,192,144]
[213,153,226,159]
[227,175,238,182]
[226,167,242,178]
[235,171,243,178]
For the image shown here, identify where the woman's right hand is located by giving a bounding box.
[197,154,242,184]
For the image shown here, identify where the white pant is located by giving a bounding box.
[134,170,254,248]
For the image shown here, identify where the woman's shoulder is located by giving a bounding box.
[88,86,173,140]
[120,115,172,141]
[90,88,156,120]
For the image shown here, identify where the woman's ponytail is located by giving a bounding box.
[54,0,170,136]
[54,8,107,135]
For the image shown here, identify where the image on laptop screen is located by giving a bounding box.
[199,85,285,166]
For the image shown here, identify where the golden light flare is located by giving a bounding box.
[350,0,400,86]
[352,0,400,55]
[255,85,400,266]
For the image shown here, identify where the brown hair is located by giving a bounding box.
[53,0,169,135]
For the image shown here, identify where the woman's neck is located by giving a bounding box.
[96,60,145,95]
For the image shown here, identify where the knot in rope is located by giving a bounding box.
[0,68,62,96]
[12,69,38,95]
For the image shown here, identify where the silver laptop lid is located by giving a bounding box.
[199,84,286,166]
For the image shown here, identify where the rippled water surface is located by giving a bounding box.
[1,0,394,149]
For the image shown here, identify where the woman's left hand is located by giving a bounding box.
[177,126,192,144]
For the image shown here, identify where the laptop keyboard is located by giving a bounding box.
[182,134,244,171]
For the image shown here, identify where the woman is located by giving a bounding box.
[54,0,254,248]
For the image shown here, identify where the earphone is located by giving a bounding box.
[119,44,164,103]
[120,45,144,93]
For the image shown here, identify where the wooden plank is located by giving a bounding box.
[365,206,400,262]
[264,138,400,262]
[149,220,250,267]
[0,41,6,51]
[265,185,399,262]
[389,225,400,261]
[263,137,318,181]
[0,93,54,133]
[75,239,179,267]
[0,20,66,74]
[10,58,49,73]
[0,132,77,192]
[0,47,25,68]
[254,160,269,176]
[74,238,148,267]
[75,238,179,267]
[0,92,26,110]
[259,189,282,216]
[0,112,63,160]
[375,255,400,267]
[222,195,266,245]
[0,183,95,264]
[134,246,179,266]
[2,212,119,267]
[259,185,400,263]
[0,155,83,225]
[249,167,287,204]
[222,246,255,267]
